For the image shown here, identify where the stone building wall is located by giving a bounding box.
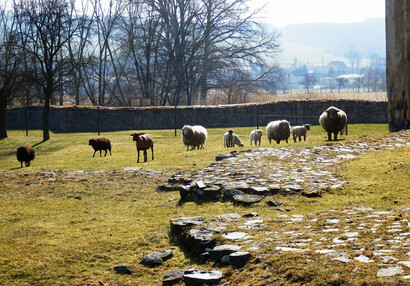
[6,100,387,132]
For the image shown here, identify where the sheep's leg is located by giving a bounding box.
[104,149,107,157]
[144,150,147,162]
[151,147,154,160]
[92,150,96,157]
[137,150,140,163]
[298,136,302,142]
[327,132,332,141]
[334,132,338,141]
[109,149,112,156]
[293,135,297,142]
[99,150,102,157]
[26,161,30,167]
[303,135,306,141]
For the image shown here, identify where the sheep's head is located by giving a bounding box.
[89,139,95,146]
[279,120,290,130]
[325,107,340,120]
[256,129,263,135]
[228,129,233,135]
[304,124,311,130]
[130,133,145,141]
[181,125,193,136]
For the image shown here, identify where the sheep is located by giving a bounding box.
[89,137,112,157]
[224,131,244,147]
[291,124,311,142]
[319,106,347,141]
[130,133,154,163]
[266,120,291,144]
[16,146,35,167]
[181,125,207,151]
[250,129,263,146]
[225,129,234,147]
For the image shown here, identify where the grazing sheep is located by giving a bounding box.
[16,146,35,167]
[250,129,263,146]
[89,137,112,157]
[130,133,154,163]
[266,120,291,144]
[232,134,244,147]
[291,124,311,142]
[319,106,347,141]
[225,129,234,147]
[181,125,207,151]
[224,131,244,147]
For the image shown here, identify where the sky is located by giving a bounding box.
[249,0,385,27]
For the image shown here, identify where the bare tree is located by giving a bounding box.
[0,7,24,138]
[15,0,82,141]
[300,73,317,94]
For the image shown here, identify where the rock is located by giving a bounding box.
[199,252,211,264]
[209,244,242,261]
[281,184,303,193]
[229,251,251,267]
[377,266,404,277]
[186,228,216,254]
[163,269,185,285]
[301,190,322,198]
[242,212,258,218]
[222,232,251,241]
[157,184,181,192]
[195,180,206,189]
[170,216,205,242]
[222,187,245,199]
[220,255,230,264]
[215,213,241,220]
[266,199,283,207]
[183,269,223,286]
[113,265,135,275]
[123,167,142,172]
[215,153,235,161]
[140,250,173,268]
[268,184,281,194]
[224,181,250,192]
[233,194,264,205]
[250,187,270,195]
[198,186,221,201]
[272,208,292,212]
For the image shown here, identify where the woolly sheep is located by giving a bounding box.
[291,124,311,142]
[130,133,154,163]
[88,137,112,157]
[319,106,347,141]
[250,129,263,146]
[16,146,35,167]
[224,131,244,147]
[225,129,234,147]
[266,120,291,144]
[181,125,207,151]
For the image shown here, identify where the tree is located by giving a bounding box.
[0,7,24,139]
[336,77,348,93]
[345,46,361,73]
[15,0,82,141]
[299,73,317,94]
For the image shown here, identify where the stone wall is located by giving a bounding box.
[6,100,387,132]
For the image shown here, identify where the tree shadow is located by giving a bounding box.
[32,140,47,148]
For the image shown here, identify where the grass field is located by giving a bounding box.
[0,125,409,285]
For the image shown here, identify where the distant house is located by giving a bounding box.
[326,61,349,75]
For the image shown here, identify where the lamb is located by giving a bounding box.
[130,133,154,163]
[224,129,234,147]
[291,124,311,142]
[250,129,263,146]
[266,120,291,144]
[181,125,207,151]
[16,146,35,167]
[224,131,244,147]
[319,106,347,141]
[88,137,112,157]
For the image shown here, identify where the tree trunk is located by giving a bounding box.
[0,91,7,139]
[43,87,51,141]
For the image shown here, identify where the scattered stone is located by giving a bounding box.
[215,153,235,161]
[377,266,404,277]
[222,232,251,241]
[195,180,206,189]
[229,251,251,267]
[209,245,242,261]
[113,265,135,275]
[183,269,223,286]
[140,250,173,268]
[187,229,216,254]
[272,208,292,212]
[163,270,185,285]
[266,199,283,207]
[354,255,374,263]
[242,212,258,218]
[302,190,322,198]
[398,261,410,268]
[222,187,245,198]
[250,186,270,195]
[332,256,351,263]
[233,194,264,205]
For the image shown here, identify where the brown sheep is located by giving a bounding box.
[16,146,35,167]
[319,106,347,141]
[89,137,112,157]
[130,133,154,163]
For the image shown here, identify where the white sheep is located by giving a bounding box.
[181,125,207,151]
[224,129,234,147]
[266,120,291,144]
[291,124,311,142]
[250,129,263,146]
[319,106,347,141]
[223,131,244,147]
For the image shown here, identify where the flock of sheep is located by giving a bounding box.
[15,106,347,167]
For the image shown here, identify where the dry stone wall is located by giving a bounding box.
[6,100,387,132]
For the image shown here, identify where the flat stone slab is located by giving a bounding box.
[140,250,173,268]
[377,266,404,277]
[113,265,135,275]
[183,269,223,286]
[163,269,185,285]
[210,245,242,261]
[229,251,251,267]
[233,194,264,205]
[222,232,251,241]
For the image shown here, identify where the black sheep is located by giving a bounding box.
[16,146,35,167]
[89,137,112,157]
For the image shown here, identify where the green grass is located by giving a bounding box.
[0,124,408,285]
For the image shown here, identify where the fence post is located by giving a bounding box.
[256,105,259,130]
[174,105,177,137]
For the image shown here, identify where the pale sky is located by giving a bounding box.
[250,0,386,27]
